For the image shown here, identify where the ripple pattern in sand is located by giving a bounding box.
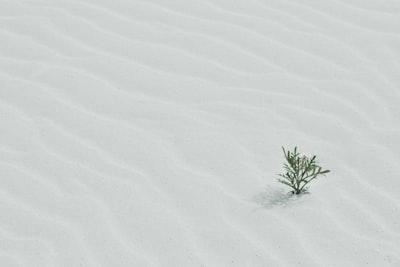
[1,0,400,266]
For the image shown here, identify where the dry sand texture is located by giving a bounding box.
[1,0,400,266]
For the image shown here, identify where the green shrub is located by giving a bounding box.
[278,146,330,194]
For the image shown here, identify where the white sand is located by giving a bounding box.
[1,0,400,266]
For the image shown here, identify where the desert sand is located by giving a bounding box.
[1,0,400,266]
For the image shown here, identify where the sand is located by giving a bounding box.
[1,0,400,266]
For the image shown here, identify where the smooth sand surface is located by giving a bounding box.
[1,0,400,266]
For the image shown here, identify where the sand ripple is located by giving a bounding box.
[1,0,400,266]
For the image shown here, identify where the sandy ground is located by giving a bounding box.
[1,0,400,266]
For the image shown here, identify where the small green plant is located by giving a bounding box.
[278,146,330,194]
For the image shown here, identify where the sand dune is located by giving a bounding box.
[1,0,400,266]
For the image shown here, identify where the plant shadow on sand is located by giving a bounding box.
[252,186,309,209]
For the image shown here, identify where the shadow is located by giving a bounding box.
[252,186,309,209]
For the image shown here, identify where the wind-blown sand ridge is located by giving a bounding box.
[1,0,400,266]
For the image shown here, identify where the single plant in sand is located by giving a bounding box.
[278,146,330,195]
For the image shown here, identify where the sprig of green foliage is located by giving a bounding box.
[278,147,330,194]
